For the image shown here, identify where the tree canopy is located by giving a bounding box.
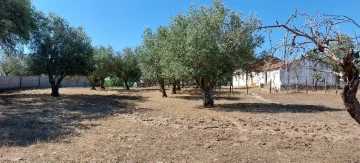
[0,0,36,51]
[29,13,93,96]
[114,47,141,90]
[0,50,29,76]
[90,45,115,89]
[137,0,263,106]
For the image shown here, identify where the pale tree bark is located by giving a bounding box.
[338,49,360,123]
[260,11,360,124]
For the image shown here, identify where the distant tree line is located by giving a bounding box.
[0,0,142,97]
[0,0,262,108]
[135,0,263,107]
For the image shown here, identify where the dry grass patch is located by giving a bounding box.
[0,87,359,162]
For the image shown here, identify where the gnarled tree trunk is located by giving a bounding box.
[176,80,181,91]
[124,79,130,90]
[91,83,96,90]
[340,50,360,124]
[51,84,60,97]
[158,78,167,97]
[200,76,214,108]
[100,78,105,89]
[260,12,360,124]
[172,80,177,94]
[90,76,97,90]
[49,75,65,97]
[194,77,200,88]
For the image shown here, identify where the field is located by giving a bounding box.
[0,87,359,162]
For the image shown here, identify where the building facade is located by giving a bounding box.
[233,57,338,90]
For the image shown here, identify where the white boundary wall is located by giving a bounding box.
[0,76,90,89]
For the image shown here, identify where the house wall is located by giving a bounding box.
[279,59,337,88]
[233,73,247,87]
[263,69,281,90]
[233,58,337,90]
[233,72,262,87]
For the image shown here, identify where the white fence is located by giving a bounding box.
[0,76,90,89]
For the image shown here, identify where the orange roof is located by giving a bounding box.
[250,55,305,72]
[251,56,283,71]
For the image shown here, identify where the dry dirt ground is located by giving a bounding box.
[0,87,359,162]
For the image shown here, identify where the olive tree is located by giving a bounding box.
[179,0,262,107]
[166,14,191,94]
[0,0,36,51]
[114,47,141,90]
[137,26,170,97]
[29,14,93,97]
[90,46,115,90]
[261,11,360,124]
[0,51,29,76]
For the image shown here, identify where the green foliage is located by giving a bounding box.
[312,72,322,80]
[91,45,115,80]
[137,0,263,106]
[176,0,262,82]
[0,50,30,75]
[105,75,123,87]
[28,13,93,96]
[29,14,93,77]
[165,14,191,80]
[138,0,262,82]
[0,0,36,51]
[114,47,141,82]
[137,27,169,80]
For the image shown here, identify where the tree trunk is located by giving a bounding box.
[89,75,97,90]
[49,75,64,97]
[176,80,181,91]
[91,83,96,90]
[124,79,130,90]
[194,77,200,88]
[229,81,233,92]
[314,79,319,91]
[172,80,177,94]
[246,73,249,95]
[100,78,105,89]
[340,52,360,124]
[158,78,167,97]
[51,84,60,97]
[90,78,96,90]
[200,76,214,108]
[336,75,339,94]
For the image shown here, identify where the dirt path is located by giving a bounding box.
[0,88,360,162]
[248,94,281,104]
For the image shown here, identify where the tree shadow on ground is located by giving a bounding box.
[215,103,343,113]
[0,93,147,147]
[171,88,242,101]
[173,95,241,101]
[108,87,164,93]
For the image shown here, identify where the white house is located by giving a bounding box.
[233,57,338,90]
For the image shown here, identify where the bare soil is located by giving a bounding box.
[0,87,359,162]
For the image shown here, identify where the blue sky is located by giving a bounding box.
[32,0,360,55]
